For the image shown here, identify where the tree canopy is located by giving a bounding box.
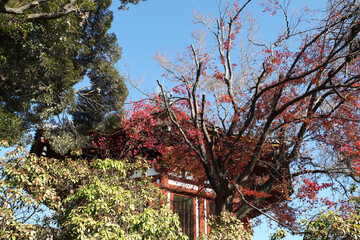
[0,0,148,146]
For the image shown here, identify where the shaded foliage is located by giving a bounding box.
[0,0,138,145]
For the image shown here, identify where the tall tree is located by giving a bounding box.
[123,0,360,236]
[0,0,144,145]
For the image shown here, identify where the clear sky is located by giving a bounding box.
[111,0,325,98]
[109,0,327,239]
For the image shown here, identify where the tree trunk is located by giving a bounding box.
[215,189,233,216]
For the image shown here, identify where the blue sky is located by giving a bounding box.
[108,0,328,239]
[111,0,326,99]
[111,0,293,96]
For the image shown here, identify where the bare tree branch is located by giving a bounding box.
[1,0,79,21]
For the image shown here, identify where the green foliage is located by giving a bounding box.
[0,144,187,239]
[198,212,252,240]
[119,0,147,10]
[302,210,360,240]
[71,60,127,134]
[0,181,38,240]
[0,0,129,145]
[0,108,24,145]
[269,229,287,240]
[0,145,47,239]
[270,202,360,240]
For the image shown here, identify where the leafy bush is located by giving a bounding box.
[0,143,187,239]
[302,210,360,240]
[199,212,252,240]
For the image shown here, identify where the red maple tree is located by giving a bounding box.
[94,0,360,234]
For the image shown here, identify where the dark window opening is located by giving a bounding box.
[209,201,215,218]
[173,194,194,240]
